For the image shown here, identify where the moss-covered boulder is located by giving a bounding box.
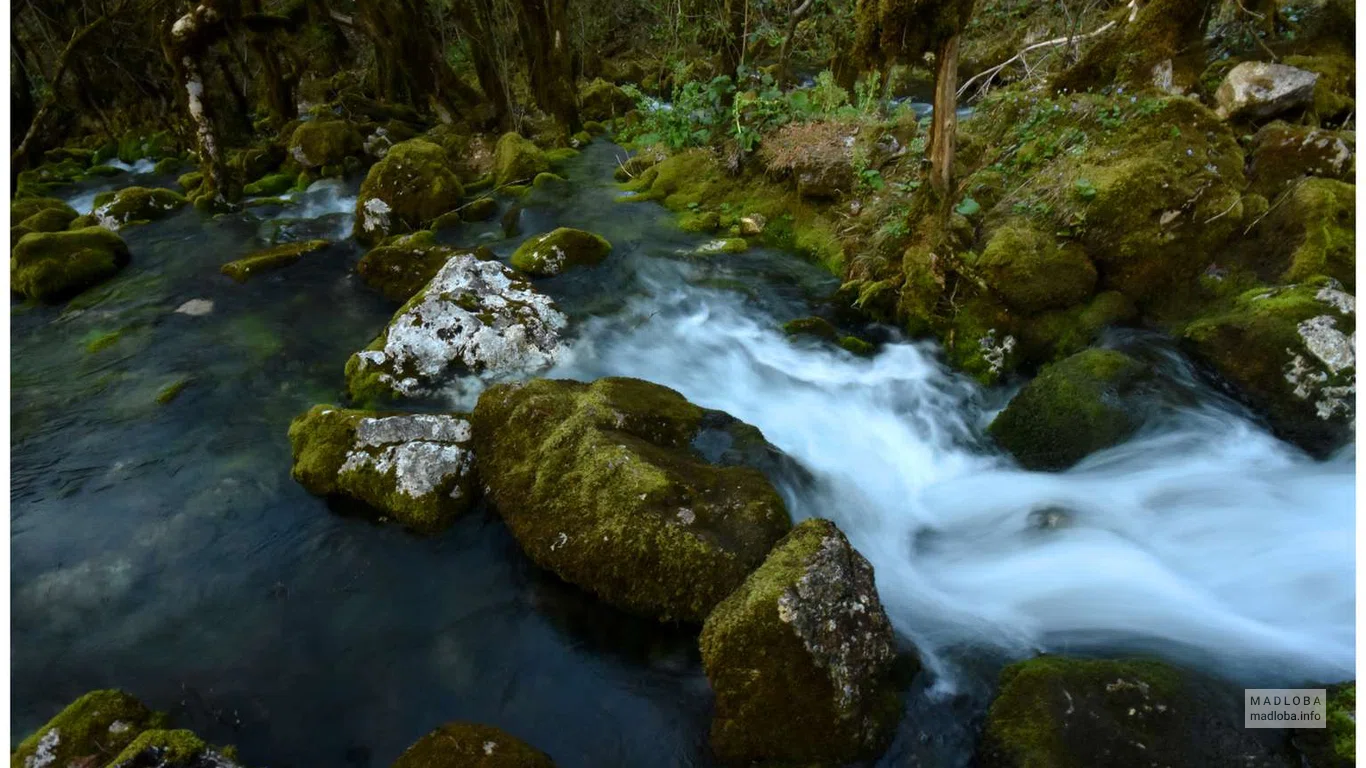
[460,196,498,222]
[492,132,550,188]
[13,689,164,768]
[345,254,567,402]
[974,220,1098,313]
[699,518,902,764]
[12,197,78,232]
[1182,278,1355,455]
[92,187,187,229]
[978,656,1297,768]
[471,377,793,622]
[106,728,244,767]
[1293,682,1355,768]
[221,239,330,283]
[243,172,297,197]
[1248,123,1354,198]
[1251,178,1355,288]
[1282,54,1355,124]
[354,139,465,246]
[12,227,132,302]
[391,722,556,768]
[579,78,636,122]
[783,316,839,341]
[288,118,363,169]
[509,228,612,277]
[357,231,463,302]
[289,405,478,533]
[988,349,1149,471]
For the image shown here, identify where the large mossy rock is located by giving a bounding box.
[974,220,1098,313]
[357,231,492,303]
[1252,178,1355,288]
[1248,123,1354,199]
[106,728,245,768]
[1182,279,1355,456]
[492,132,550,188]
[92,187,187,229]
[977,656,1296,768]
[471,377,793,623]
[288,118,363,169]
[509,228,613,277]
[12,227,132,302]
[221,239,330,283]
[354,140,464,246]
[699,518,902,765]
[12,689,165,768]
[578,78,636,122]
[289,405,477,533]
[345,254,567,402]
[391,722,556,768]
[12,197,79,238]
[988,349,1149,471]
[1214,62,1319,122]
[12,196,78,226]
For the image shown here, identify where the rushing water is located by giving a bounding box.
[12,143,1354,767]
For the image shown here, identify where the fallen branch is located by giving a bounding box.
[957,19,1117,99]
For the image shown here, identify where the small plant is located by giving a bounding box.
[854,70,884,118]
[810,70,850,115]
[1073,178,1097,201]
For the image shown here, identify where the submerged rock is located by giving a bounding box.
[509,228,612,277]
[354,139,465,246]
[492,132,550,188]
[471,377,793,623]
[391,722,556,768]
[357,231,494,303]
[978,656,1296,768]
[289,406,477,533]
[345,254,567,402]
[92,187,187,230]
[974,220,1098,313]
[12,689,164,768]
[11,227,131,302]
[988,349,1149,471]
[220,239,330,283]
[1182,278,1355,456]
[1215,62,1319,122]
[699,518,902,765]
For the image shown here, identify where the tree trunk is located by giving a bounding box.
[776,0,813,87]
[719,0,747,80]
[356,0,480,121]
[165,1,237,204]
[456,0,513,131]
[516,0,580,132]
[11,35,35,155]
[929,34,959,199]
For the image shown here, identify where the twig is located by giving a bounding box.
[957,20,1117,99]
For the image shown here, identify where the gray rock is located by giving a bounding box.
[1215,62,1319,121]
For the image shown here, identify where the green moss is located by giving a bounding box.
[988,348,1148,470]
[510,228,612,277]
[83,164,127,178]
[12,689,165,768]
[19,206,79,234]
[84,328,127,353]
[1266,178,1355,289]
[288,404,477,533]
[839,335,876,356]
[1019,291,1137,365]
[980,656,1194,768]
[946,294,1019,385]
[177,171,204,193]
[1248,123,1354,198]
[1283,54,1355,123]
[91,186,188,229]
[545,147,579,168]
[502,184,532,197]
[354,139,465,246]
[391,722,556,767]
[579,78,636,121]
[107,728,208,766]
[532,171,567,188]
[156,376,192,405]
[570,130,593,148]
[243,172,297,197]
[699,518,901,764]
[12,197,77,224]
[470,377,792,622]
[1181,279,1354,455]
[357,232,487,302]
[11,227,131,302]
[783,316,839,340]
[221,239,330,283]
[116,131,173,163]
[288,118,363,168]
[493,132,551,187]
[1327,682,1356,763]
[678,210,719,233]
[975,220,1097,313]
[460,197,498,221]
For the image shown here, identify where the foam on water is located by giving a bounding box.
[550,268,1355,688]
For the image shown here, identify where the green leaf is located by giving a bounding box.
[954,196,981,217]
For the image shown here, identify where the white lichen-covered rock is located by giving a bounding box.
[12,689,163,768]
[345,254,567,402]
[289,406,478,533]
[1215,62,1319,121]
[699,518,903,766]
[91,186,187,230]
[1184,278,1355,456]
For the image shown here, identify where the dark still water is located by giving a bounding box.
[12,143,1353,767]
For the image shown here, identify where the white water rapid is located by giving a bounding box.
[548,264,1356,690]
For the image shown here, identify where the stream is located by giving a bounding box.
[11,141,1355,767]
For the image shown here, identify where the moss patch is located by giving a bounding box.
[354,139,465,246]
[509,228,612,277]
[11,227,132,302]
[12,689,165,768]
[391,722,556,768]
[493,132,551,187]
[221,239,330,283]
